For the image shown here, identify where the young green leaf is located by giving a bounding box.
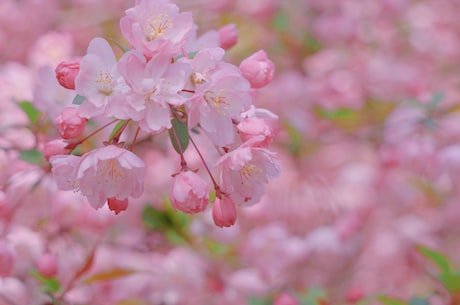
[439,272,460,293]
[408,297,429,305]
[19,149,45,165]
[376,295,407,305]
[168,118,189,154]
[30,269,61,294]
[18,101,40,124]
[72,95,86,105]
[83,268,136,284]
[416,244,451,273]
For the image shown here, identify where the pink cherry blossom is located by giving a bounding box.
[55,58,80,90]
[237,117,275,147]
[186,62,252,146]
[212,196,237,228]
[216,137,280,205]
[54,106,87,139]
[169,171,209,214]
[272,293,299,305]
[120,0,194,58]
[43,139,70,161]
[0,241,14,277]
[239,49,275,89]
[117,50,190,133]
[51,145,145,211]
[74,37,127,119]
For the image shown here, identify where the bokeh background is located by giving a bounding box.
[2,0,460,304]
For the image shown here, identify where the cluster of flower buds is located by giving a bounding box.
[50,0,279,227]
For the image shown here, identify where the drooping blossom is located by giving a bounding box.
[169,171,209,214]
[50,145,145,211]
[218,24,238,50]
[216,137,280,205]
[212,196,237,227]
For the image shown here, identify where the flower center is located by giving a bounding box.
[239,163,263,187]
[95,70,113,96]
[145,14,172,41]
[204,90,230,114]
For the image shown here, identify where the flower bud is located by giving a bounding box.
[37,253,58,278]
[239,50,275,88]
[212,197,237,228]
[55,58,80,90]
[272,293,299,305]
[55,107,87,139]
[237,117,274,147]
[218,24,238,50]
[170,171,209,214]
[0,241,14,277]
[108,197,129,215]
[43,139,69,161]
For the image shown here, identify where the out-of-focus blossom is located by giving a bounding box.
[239,50,275,89]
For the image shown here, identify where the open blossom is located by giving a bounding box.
[186,61,252,146]
[75,37,127,119]
[216,137,280,205]
[239,49,275,89]
[117,50,190,133]
[120,0,194,58]
[169,171,209,214]
[50,145,145,211]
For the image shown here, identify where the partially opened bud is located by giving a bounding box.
[239,50,275,88]
[108,197,129,215]
[212,197,237,228]
[43,139,70,161]
[170,171,209,214]
[37,253,58,278]
[55,107,87,139]
[55,58,80,90]
[218,24,238,50]
[237,117,274,147]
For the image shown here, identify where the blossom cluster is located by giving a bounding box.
[49,0,279,225]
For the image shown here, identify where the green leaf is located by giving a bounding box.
[272,11,289,32]
[298,287,327,305]
[318,108,356,120]
[18,101,40,124]
[83,268,136,284]
[168,119,189,154]
[19,149,44,165]
[439,272,460,293]
[109,120,126,142]
[72,95,86,105]
[30,269,61,294]
[248,296,271,305]
[376,295,406,305]
[283,121,302,154]
[408,297,429,305]
[416,245,451,273]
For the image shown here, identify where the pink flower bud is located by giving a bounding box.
[43,139,70,161]
[55,107,87,139]
[170,171,209,214]
[0,241,14,277]
[37,253,58,278]
[272,293,299,305]
[237,117,274,147]
[55,58,80,90]
[239,50,275,88]
[212,197,237,228]
[218,24,238,50]
[108,197,129,215]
